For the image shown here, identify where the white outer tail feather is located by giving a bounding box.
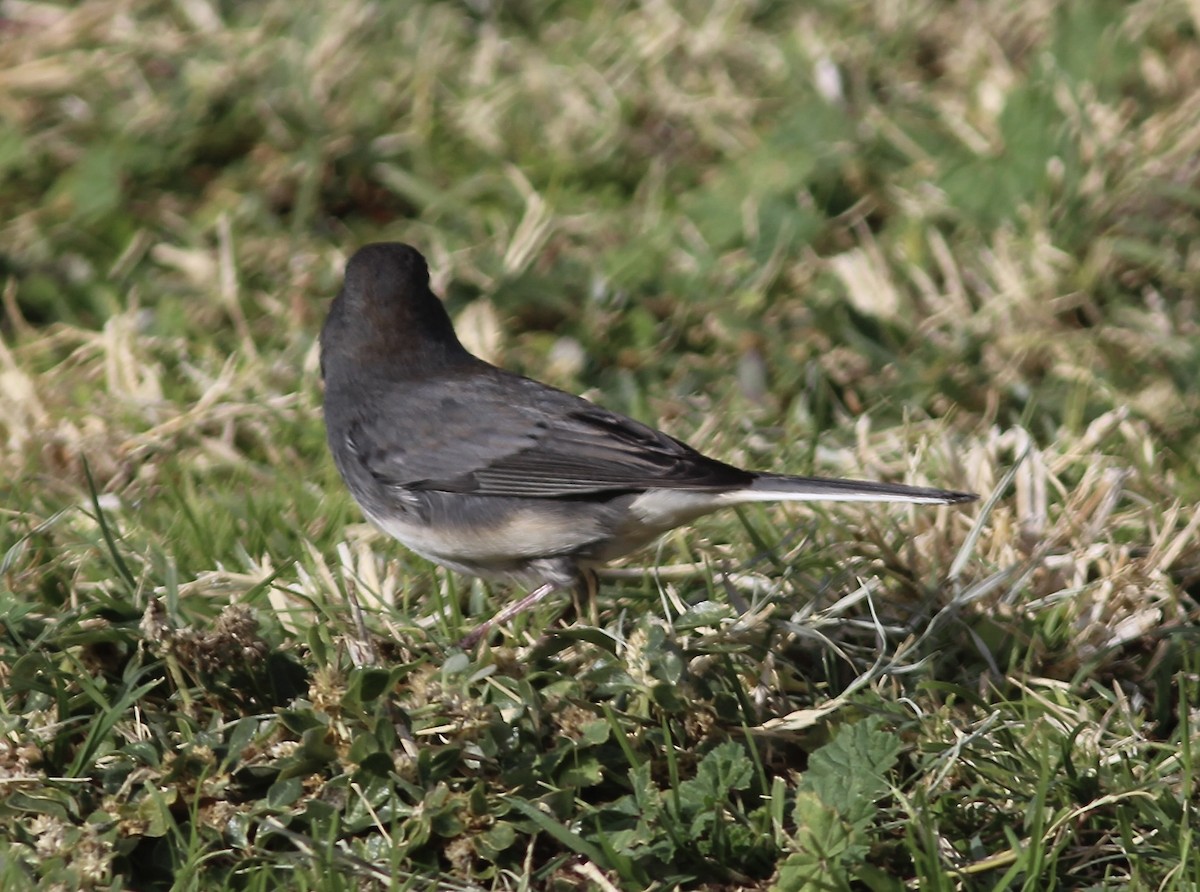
[628,476,975,529]
[717,488,962,505]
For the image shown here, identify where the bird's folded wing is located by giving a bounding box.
[458,407,753,495]
[351,373,752,497]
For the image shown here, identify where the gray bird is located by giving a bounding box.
[319,243,976,646]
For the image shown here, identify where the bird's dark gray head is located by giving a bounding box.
[342,242,429,305]
[321,243,470,380]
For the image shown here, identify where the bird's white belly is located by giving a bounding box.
[363,505,607,570]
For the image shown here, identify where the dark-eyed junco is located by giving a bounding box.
[320,243,976,645]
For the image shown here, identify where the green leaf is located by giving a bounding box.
[136,784,176,838]
[629,762,663,825]
[674,600,735,632]
[781,716,904,887]
[267,776,304,809]
[0,791,77,822]
[560,754,604,788]
[68,676,163,778]
[354,666,396,703]
[298,726,338,764]
[347,729,382,764]
[475,821,518,861]
[0,129,26,179]
[277,709,325,735]
[799,716,902,828]
[650,682,688,712]
[679,740,755,814]
[52,144,124,223]
[418,744,464,783]
[220,717,260,771]
[508,797,611,868]
[775,791,855,892]
[578,719,610,747]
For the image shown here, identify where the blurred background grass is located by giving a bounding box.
[2,1,1199,889]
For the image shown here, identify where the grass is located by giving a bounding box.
[2,0,1199,889]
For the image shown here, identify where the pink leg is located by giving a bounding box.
[458,581,560,648]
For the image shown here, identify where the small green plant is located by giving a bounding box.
[776,717,904,891]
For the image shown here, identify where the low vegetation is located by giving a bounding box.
[2,1,1198,889]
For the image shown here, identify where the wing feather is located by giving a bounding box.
[336,367,751,498]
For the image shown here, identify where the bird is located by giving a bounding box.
[319,243,976,646]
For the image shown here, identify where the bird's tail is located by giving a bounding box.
[723,473,977,506]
